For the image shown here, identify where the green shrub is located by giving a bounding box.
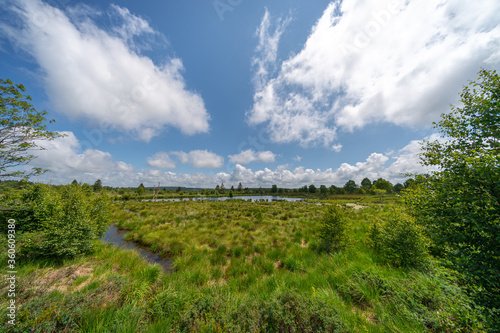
[1,183,111,260]
[369,208,430,269]
[316,205,349,253]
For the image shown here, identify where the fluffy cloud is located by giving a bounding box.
[171,150,224,169]
[29,132,437,188]
[1,0,209,141]
[29,131,136,185]
[382,133,443,179]
[228,149,276,164]
[248,0,500,147]
[147,152,177,169]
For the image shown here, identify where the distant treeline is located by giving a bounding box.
[1,176,421,197]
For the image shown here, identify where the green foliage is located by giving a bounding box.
[373,178,393,193]
[319,184,328,195]
[338,269,484,332]
[316,205,349,253]
[408,69,500,328]
[93,179,102,192]
[361,177,372,189]
[343,180,358,194]
[0,78,61,179]
[137,185,145,196]
[369,208,430,269]
[371,188,386,204]
[393,183,404,193]
[177,292,347,333]
[0,183,111,259]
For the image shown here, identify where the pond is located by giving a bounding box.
[101,224,173,272]
[149,195,304,202]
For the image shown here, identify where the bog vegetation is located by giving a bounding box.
[0,70,498,332]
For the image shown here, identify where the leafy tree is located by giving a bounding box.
[373,178,393,193]
[237,182,243,191]
[93,179,102,192]
[0,184,111,259]
[230,185,234,191]
[1,79,61,179]
[316,205,349,253]
[393,183,404,193]
[319,185,328,195]
[308,184,316,193]
[361,177,372,189]
[372,188,386,203]
[215,184,220,192]
[137,183,145,195]
[406,69,500,328]
[301,185,308,193]
[271,184,278,193]
[329,185,337,195]
[71,179,78,186]
[220,183,225,194]
[343,180,358,194]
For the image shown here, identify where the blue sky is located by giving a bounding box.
[1,0,499,188]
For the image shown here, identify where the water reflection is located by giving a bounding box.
[101,224,172,272]
[147,195,304,203]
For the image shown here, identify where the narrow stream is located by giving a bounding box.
[101,225,173,272]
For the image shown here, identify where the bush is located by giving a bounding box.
[1,183,111,259]
[369,208,430,269]
[316,205,349,253]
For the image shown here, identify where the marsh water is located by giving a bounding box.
[149,195,304,202]
[101,224,173,272]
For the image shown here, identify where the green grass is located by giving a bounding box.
[0,200,485,332]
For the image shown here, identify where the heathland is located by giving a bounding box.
[0,193,487,332]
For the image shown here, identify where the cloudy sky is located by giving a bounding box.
[1,0,499,188]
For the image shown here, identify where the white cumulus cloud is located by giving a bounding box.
[1,0,210,142]
[248,0,500,147]
[29,131,136,185]
[228,149,276,164]
[171,150,224,169]
[147,152,177,169]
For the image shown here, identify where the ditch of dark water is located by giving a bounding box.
[101,224,173,272]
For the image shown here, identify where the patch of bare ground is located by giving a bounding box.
[300,239,308,248]
[345,203,367,210]
[274,260,282,269]
[206,279,227,287]
[33,264,95,293]
[352,306,378,324]
[362,310,378,324]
